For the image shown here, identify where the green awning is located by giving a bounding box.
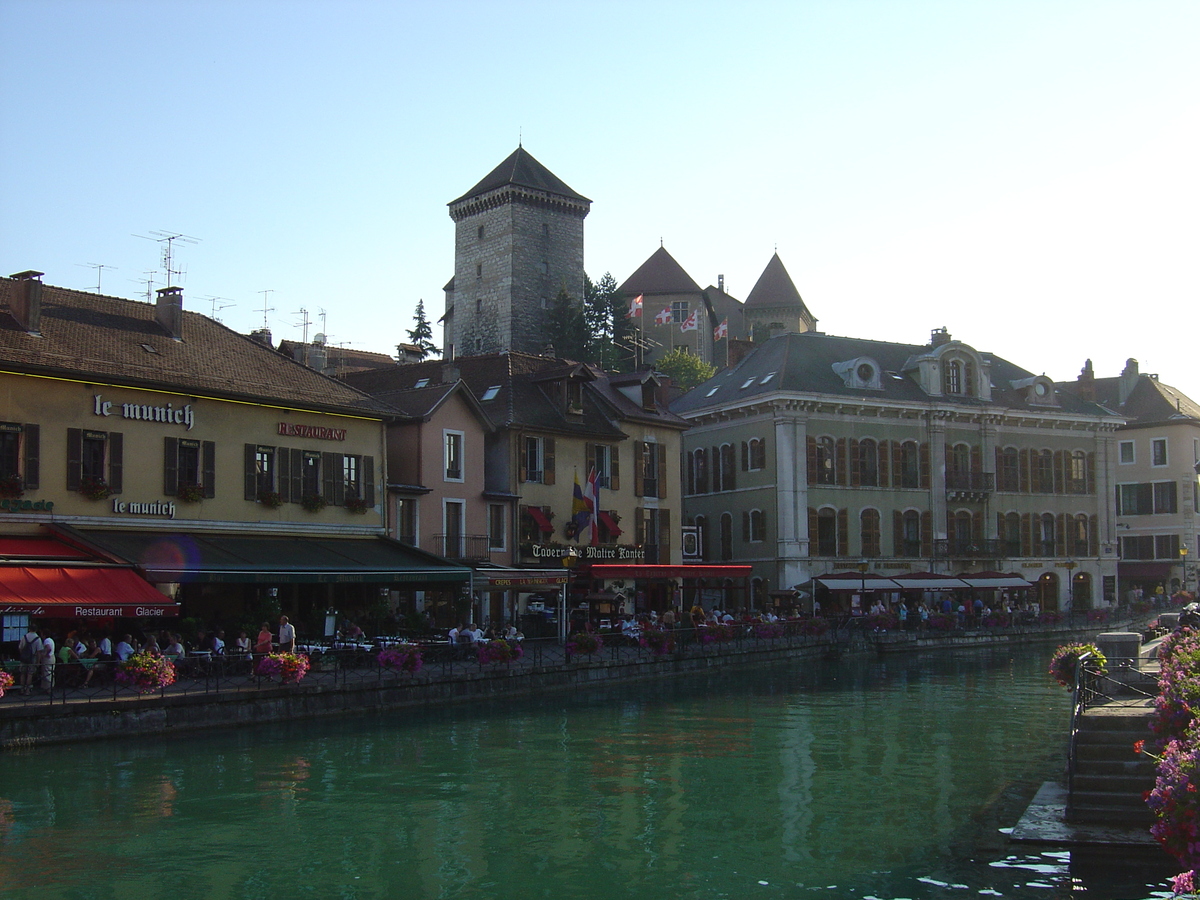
[67,528,471,585]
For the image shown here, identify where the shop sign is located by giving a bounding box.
[1,498,54,513]
[111,499,176,519]
[277,423,347,441]
[94,394,195,431]
[523,543,645,562]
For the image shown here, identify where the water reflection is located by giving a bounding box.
[0,648,1179,898]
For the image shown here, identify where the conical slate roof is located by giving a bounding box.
[451,147,590,205]
[744,253,808,310]
[618,246,703,296]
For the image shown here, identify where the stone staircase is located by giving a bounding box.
[1068,698,1157,827]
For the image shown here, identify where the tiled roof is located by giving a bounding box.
[1069,374,1200,426]
[0,277,394,417]
[450,147,590,206]
[618,246,703,297]
[671,330,1116,418]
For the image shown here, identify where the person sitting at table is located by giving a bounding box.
[233,631,251,654]
[255,623,273,655]
[448,624,461,645]
[80,639,104,686]
[164,634,185,657]
[114,634,135,662]
[142,633,162,656]
[211,630,226,656]
[97,634,113,662]
[468,623,484,643]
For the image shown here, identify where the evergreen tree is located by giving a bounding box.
[583,271,634,372]
[405,299,440,359]
[546,285,588,361]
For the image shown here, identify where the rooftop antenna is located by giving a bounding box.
[133,231,200,287]
[257,290,275,329]
[77,262,117,293]
[131,270,159,303]
[318,307,328,339]
[200,295,235,322]
[294,306,311,345]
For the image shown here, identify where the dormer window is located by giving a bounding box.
[832,357,883,390]
[567,380,583,415]
[641,382,656,411]
[1010,375,1057,406]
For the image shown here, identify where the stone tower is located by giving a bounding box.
[443,147,591,358]
[743,253,817,343]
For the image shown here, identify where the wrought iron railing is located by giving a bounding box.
[433,533,492,562]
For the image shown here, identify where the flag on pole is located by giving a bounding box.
[587,467,600,545]
[680,309,698,332]
[654,307,672,326]
[714,318,728,340]
[627,294,643,319]
[570,471,592,542]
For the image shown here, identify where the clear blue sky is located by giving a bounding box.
[2,1,1197,401]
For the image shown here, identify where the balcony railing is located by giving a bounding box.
[433,534,492,562]
[932,538,1010,559]
[945,472,995,494]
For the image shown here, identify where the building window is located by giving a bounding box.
[1068,450,1088,494]
[164,437,215,499]
[947,443,971,489]
[900,510,920,556]
[68,428,122,494]
[746,438,766,471]
[816,508,838,556]
[949,510,973,555]
[477,225,485,240]
[522,436,554,484]
[714,443,737,492]
[0,422,38,490]
[1036,513,1056,556]
[744,509,765,543]
[1119,441,1135,464]
[858,439,878,487]
[943,360,961,395]
[1033,450,1054,493]
[998,447,1019,492]
[1072,514,1090,556]
[1002,511,1021,556]
[0,425,20,482]
[689,448,708,494]
[1156,534,1180,560]
[1154,480,1178,514]
[720,513,733,561]
[640,441,660,498]
[1152,438,1168,466]
[860,508,881,557]
[899,441,920,489]
[592,443,618,490]
[671,300,690,323]
[488,504,506,551]
[444,430,464,482]
[342,455,361,500]
[443,500,465,558]
[815,436,836,486]
[476,263,482,280]
[301,451,321,499]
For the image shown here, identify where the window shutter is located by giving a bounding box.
[1053,450,1065,494]
[543,438,555,485]
[519,437,528,484]
[363,456,375,508]
[23,424,39,489]
[996,512,1004,542]
[634,442,646,497]
[1020,513,1031,556]
[836,438,847,486]
[741,441,748,472]
[920,511,933,557]
[918,443,930,489]
[878,440,889,487]
[1055,514,1067,556]
[635,507,645,545]
[658,508,671,560]
[1019,449,1030,493]
[807,507,818,556]
[164,437,179,495]
[971,445,982,477]
[333,454,346,506]
[586,443,595,474]
[610,445,620,491]
[108,432,123,493]
[290,448,302,501]
[806,436,817,484]
[837,508,849,556]
[972,510,983,543]
[893,510,903,556]
[322,452,338,503]
[202,441,216,498]
[994,447,1002,485]
[1086,452,1095,494]
[850,439,860,486]
[277,446,291,503]
[742,511,750,543]
[686,448,695,495]
[67,428,83,491]
[891,441,903,487]
[657,443,668,498]
[1089,514,1099,556]
[245,444,258,500]
[726,445,736,491]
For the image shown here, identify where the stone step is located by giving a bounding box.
[1073,759,1156,777]
[1073,773,1154,794]
[1066,804,1155,828]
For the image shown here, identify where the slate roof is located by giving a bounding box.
[671,330,1116,419]
[0,276,394,417]
[618,246,703,297]
[451,147,590,206]
[744,253,811,315]
[1065,373,1200,427]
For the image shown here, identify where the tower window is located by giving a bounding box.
[477,225,485,240]
[476,263,482,280]
[542,223,549,237]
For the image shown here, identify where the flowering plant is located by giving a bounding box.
[797,618,830,636]
[1151,630,1200,750]
[0,670,12,698]
[1038,611,1063,626]
[754,622,785,639]
[1048,642,1107,688]
[639,628,674,656]
[982,612,1012,628]
[477,639,523,665]
[0,475,22,499]
[344,495,371,514]
[378,644,423,674]
[255,652,310,683]
[927,613,956,631]
[177,482,204,503]
[116,652,176,694]
[257,490,283,509]
[699,623,738,645]
[1145,720,1200,890]
[1086,608,1110,623]
[566,632,603,655]
[80,476,112,501]
[864,612,899,632]
[300,493,327,513]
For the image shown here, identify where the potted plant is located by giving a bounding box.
[378,643,424,674]
[0,670,12,698]
[477,639,523,665]
[300,492,327,513]
[639,629,674,656]
[177,482,204,503]
[80,476,112,501]
[255,651,310,683]
[115,652,176,694]
[566,632,603,655]
[0,474,22,499]
[1048,642,1107,688]
[257,489,283,509]
[344,495,371,514]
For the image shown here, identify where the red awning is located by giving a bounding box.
[0,566,179,619]
[526,507,554,533]
[598,511,622,538]
[586,564,753,579]
[0,536,95,561]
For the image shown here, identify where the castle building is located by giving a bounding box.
[442,147,591,360]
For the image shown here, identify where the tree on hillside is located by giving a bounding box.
[583,271,636,373]
[655,346,716,391]
[406,299,440,359]
[546,285,588,361]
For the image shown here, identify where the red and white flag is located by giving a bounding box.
[654,307,672,326]
[680,309,698,332]
[627,294,643,319]
[713,318,728,340]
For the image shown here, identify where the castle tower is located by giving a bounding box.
[443,147,591,358]
[743,253,817,343]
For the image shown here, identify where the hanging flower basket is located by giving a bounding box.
[639,629,675,656]
[255,652,310,683]
[344,495,371,514]
[477,639,523,665]
[177,483,204,503]
[0,670,13,698]
[115,652,176,694]
[566,632,603,655]
[257,490,283,509]
[0,475,22,499]
[300,493,327,513]
[80,477,112,501]
[1048,642,1107,688]
[378,644,424,674]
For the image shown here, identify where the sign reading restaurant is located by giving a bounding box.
[277,422,347,441]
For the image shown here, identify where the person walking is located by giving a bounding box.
[39,630,56,692]
[17,626,42,695]
[278,616,296,653]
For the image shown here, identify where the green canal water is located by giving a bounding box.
[0,646,1179,899]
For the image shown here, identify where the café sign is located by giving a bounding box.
[524,543,645,562]
[94,394,196,430]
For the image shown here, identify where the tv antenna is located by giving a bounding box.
[318,307,328,339]
[293,307,311,345]
[77,262,117,293]
[200,295,236,322]
[131,270,159,303]
[257,290,275,329]
[133,231,200,287]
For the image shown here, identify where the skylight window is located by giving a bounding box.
[706,386,720,397]
[481,385,500,401]
[140,343,158,354]
[740,377,756,390]
[760,372,776,385]
[414,378,429,389]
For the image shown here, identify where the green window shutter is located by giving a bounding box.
[164,437,179,495]
[108,432,123,493]
[23,424,39,489]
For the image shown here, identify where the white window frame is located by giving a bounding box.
[488,503,507,551]
[1152,437,1168,467]
[1118,440,1135,465]
[444,430,464,483]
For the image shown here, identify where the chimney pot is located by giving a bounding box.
[7,270,44,333]
[156,286,184,340]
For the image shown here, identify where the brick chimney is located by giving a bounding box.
[728,339,755,367]
[156,286,184,340]
[249,328,274,348]
[930,327,952,347]
[8,270,44,333]
[1118,358,1139,405]
[1076,359,1095,402]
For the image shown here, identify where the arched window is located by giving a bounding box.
[690,448,708,494]
[1038,513,1056,556]
[947,443,971,490]
[746,438,766,471]
[1073,513,1090,555]
[858,439,878,487]
[720,513,733,561]
[950,510,973,555]
[816,436,836,485]
[901,510,921,557]
[943,360,962,395]
[899,441,920,488]
[1035,450,1054,493]
[998,447,1019,492]
[715,444,737,492]
[816,508,838,556]
[1003,512,1021,556]
[860,508,881,557]
[749,509,766,543]
[1069,450,1087,494]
